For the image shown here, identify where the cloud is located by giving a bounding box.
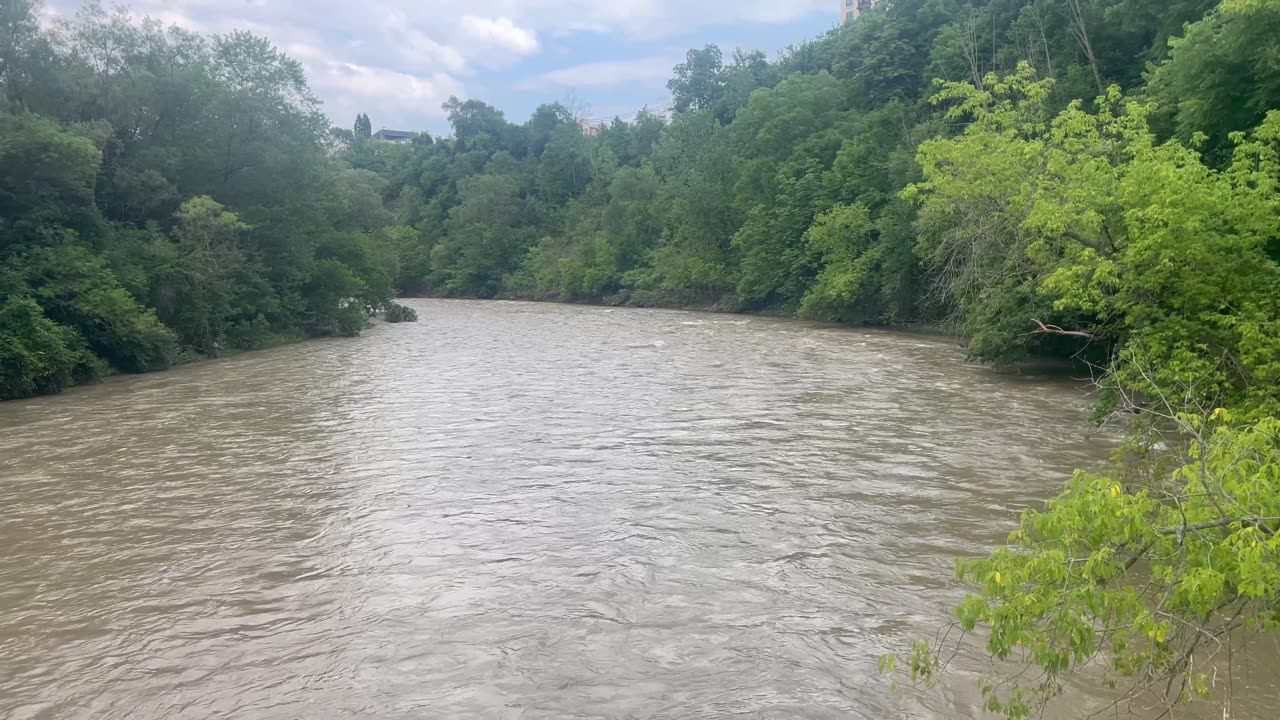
[321,64,464,132]
[460,16,539,55]
[286,43,465,131]
[34,3,64,26]
[40,0,834,132]
[522,54,682,90]
[379,13,469,74]
[506,0,832,37]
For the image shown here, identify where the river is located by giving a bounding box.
[1,299,1275,719]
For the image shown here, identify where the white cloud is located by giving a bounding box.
[40,0,834,131]
[507,0,832,37]
[34,4,63,26]
[286,43,465,131]
[148,9,204,31]
[322,64,465,132]
[459,16,539,55]
[380,13,469,74]
[523,54,682,90]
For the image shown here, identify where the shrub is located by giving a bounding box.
[384,302,418,323]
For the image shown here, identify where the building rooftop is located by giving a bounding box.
[372,128,417,142]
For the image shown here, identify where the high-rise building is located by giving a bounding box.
[841,0,880,24]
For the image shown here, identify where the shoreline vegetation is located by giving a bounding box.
[3,0,1279,718]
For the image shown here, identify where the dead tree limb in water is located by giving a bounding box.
[1030,318,1096,339]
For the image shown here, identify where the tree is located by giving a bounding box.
[26,244,178,373]
[898,67,1280,718]
[668,45,725,114]
[630,108,667,162]
[0,111,103,250]
[442,96,511,147]
[0,295,89,400]
[711,49,774,123]
[355,113,372,139]
[525,103,573,157]
[0,1,399,399]
[797,203,873,314]
[537,123,592,204]
[1146,0,1280,159]
[151,197,252,355]
[430,172,532,296]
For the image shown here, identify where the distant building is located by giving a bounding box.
[841,0,880,24]
[372,128,417,143]
[579,119,604,137]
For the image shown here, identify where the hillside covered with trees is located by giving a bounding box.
[4,0,1280,715]
[1,0,406,401]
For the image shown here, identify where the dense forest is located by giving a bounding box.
[0,0,411,401]
[4,0,1280,716]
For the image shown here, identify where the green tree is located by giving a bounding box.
[431,173,533,296]
[537,123,593,204]
[26,244,177,373]
[0,295,89,400]
[641,110,740,299]
[150,197,253,355]
[0,111,103,250]
[0,1,398,399]
[668,45,724,114]
[1146,0,1280,159]
[900,67,1280,718]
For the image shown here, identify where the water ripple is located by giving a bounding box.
[1,300,1275,719]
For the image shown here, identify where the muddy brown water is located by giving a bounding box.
[2,300,1276,718]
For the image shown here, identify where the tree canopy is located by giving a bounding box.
[0,2,405,400]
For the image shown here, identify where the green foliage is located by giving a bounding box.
[26,244,178,373]
[537,123,593,204]
[303,259,369,336]
[911,67,1280,406]
[383,302,418,323]
[798,203,880,322]
[0,2,400,399]
[901,63,1280,717]
[430,172,534,297]
[668,45,725,114]
[646,110,740,297]
[0,295,90,400]
[908,414,1280,718]
[0,110,102,248]
[1146,0,1280,159]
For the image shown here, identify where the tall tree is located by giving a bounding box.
[668,45,725,114]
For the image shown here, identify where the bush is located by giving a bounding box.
[0,297,89,400]
[303,259,372,337]
[224,315,277,350]
[25,245,178,374]
[384,302,418,323]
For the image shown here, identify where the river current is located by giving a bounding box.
[2,299,1275,718]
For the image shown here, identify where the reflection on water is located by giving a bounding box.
[1,299,1275,718]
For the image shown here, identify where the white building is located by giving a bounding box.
[841,0,881,24]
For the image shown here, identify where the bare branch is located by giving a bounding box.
[1156,517,1280,536]
[1030,318,1096,339]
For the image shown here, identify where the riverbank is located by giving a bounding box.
[1,317,406,403]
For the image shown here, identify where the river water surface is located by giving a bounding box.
[1,300,1276,719]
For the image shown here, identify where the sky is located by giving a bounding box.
[41,0,842,136]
